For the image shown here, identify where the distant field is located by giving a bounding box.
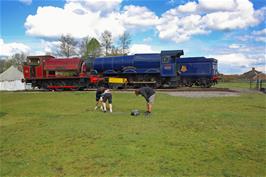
[215,81,266,89]
[0,91,265,176]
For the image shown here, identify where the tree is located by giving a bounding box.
[101,30,112,56]
[80,37,89,58]
[80,37,101,59]
[58,34,77,57]
[87,38,101,58]
[11,53,27,67]
[110,45,121,56]
[9,53,27,71]
[0,59,6,73]
[0,53,27,73]
[118,32,131,55]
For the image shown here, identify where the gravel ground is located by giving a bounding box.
[163,89,264,98]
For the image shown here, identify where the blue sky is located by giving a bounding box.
[0,0,265,74]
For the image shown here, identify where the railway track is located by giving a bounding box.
[106,88,237,92]
[16,87,237,93]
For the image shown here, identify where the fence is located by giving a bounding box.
[250,79,266,92]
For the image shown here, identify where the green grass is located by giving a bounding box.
[0,91,266,176]
[215,81,266,89]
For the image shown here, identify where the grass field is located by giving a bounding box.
[215,81,266,89]
[0,90,266,176]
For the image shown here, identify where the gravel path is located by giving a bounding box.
[163,88,265,98]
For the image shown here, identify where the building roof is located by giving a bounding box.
[252,73,266,80]
[0,66,24,81]
[241,67,262,80]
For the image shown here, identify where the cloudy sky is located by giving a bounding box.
[1,0,265,74]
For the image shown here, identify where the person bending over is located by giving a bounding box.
[135,86,155,115]
[102,89,113,113]
[95,87,105,110]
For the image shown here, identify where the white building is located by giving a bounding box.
[0,66,26,91]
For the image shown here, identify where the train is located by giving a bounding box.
[22,50,218,90]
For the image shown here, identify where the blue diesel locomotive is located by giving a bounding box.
[91,50,218,88]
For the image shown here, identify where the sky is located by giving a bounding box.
[0,0,265,74]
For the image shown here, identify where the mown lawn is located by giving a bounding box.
[0,91,265,176]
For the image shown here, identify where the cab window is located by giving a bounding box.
[162,56,169,63]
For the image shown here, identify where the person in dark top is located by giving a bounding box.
[95,87,105,110]
[135,87,156,115]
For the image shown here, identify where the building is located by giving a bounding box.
[0,66,25,91]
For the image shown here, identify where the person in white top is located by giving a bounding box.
[102,88,113,113]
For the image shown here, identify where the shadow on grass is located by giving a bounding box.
[0,112,8,118]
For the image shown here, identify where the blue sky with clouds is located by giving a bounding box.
[0,0,265,74]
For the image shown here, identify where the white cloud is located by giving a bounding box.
[210,53,266,74]
[237,28,266,43]
[25,5,125,39]
[66,0,121,15]
[255,65,266,73]
[130,44,156,54]
[211,53,255,67]
[252,28,266,42]
[254,6,266,22]
[202,0,260,30]
[121,5,158,28]
[198,0,237,11]
[177,2,198,13]
[252,28,266,35]
[228,44,241,49]
[156,0,262,42]
[24,1,157,39]
[41,40,61,54]
[254,37,266,43]
[0,39,31,56]
[157,14,207,43]
[19,0,32,5]
[23,0,266,45]
[143,37,153,43]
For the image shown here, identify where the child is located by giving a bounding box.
[102,88,113,113]
[94,87,105,110]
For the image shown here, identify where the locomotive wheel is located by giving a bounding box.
[205,82,212,88]
[200,82,206,88]
[150,77,161,88]
[186,83,193,87]
[155,81,162,88]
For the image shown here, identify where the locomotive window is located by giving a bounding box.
[171,56,175,63]
[28,58,40,65]
[162,57,169,63]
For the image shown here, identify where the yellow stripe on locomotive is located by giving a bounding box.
[108,77,128,84]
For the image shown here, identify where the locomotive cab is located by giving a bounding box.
[23,55,54,80]
[160,50,184,87]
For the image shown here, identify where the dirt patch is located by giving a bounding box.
[164,91,241,98]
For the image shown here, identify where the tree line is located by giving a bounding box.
[55,30,131,58]
[0,30,131,73]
